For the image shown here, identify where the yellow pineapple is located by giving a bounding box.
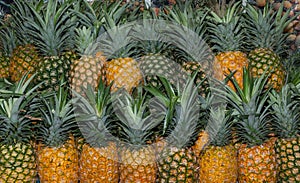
[216,68,277,182]
[199,107,237,183]
[209,1,248,89]
[74,80,119,182]
[113,88,165,182]
[36,83,79,182]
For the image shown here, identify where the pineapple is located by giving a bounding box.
[8,0,40,82]
[113,88,165,182]
[0,74,40,182]
[24,0,78,92]
[156,76,200,183]
[36,82,79,182]
[70,0,107,95]
[269,83,300,182]
[0,25,16,79]
[199,106,238,183]
[74,80,119,182]
[209,0,248,89]
[245,3,294,91]
[100,3,143,93]
[215,67,277,182]
[165,1,212,96]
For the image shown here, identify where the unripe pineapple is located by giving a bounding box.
[269,83,300,182]
[156,76,200,183]
[0,74,40,182]
[74,80,119,182]
[245,3,295,91]
[24,0,78,92]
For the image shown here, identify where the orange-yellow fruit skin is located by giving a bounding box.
[238,138,277,183]
[120,145,157,183]
[199,145,238,183]
[37,138,79,183]
[215,51,248,90]
[192,131,209,157]
[104,57,143,93]
[79,142,119,183]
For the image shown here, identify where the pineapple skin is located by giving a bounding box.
[157,146,199,183]
[104,57,143,93]
[199,145,238,183]
[0,143,37,183]
[275,137,300,182]
[79,142,119,183]
[215,51,248,90]
[120,145,157,183]
[9,44,40,82]
[37,138,79,183]
[35,51,78,92]
[70,52,106,94]
[192,130,209,157]
[0,52,10,79]
[248,48,285,91]
[238,138,277,183]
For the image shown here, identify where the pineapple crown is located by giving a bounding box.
[36,81,77,147]
[0,25,17,56]
[113,87,166,147]
[206,106,233,147]
[74,80,115,148]
[245,3,294,55]
[208,1,245,52]
[168,75,200,148]
[0,74,41,145]
[214,67,272,146]
[269,83,300,139]
[24,0,78,56]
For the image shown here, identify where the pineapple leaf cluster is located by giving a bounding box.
[269,83,300,139]
[0,74,40,145]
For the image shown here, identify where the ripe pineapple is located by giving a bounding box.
[0,74,40,182]
[216,67,277,182]
[7,0,40,82]
[269,83,300,182]
[209,1,248,89]
[99,2,143,93]
[113,88,165,183]
[199,107,238,183]
[25,0,78,91]
[245,3,294,91]
[36,82,79,182]
[70,0,107,94]
[156,76,200,183]
[74,80,119,182]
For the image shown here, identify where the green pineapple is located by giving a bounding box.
[245,3,295,91]
[36,81,79,182]
[156,76,200,183]
[215,68,277,182]
[113,87,165,182]
[269,83,300,182]
[0,74,40,182]
[25,0,78,92]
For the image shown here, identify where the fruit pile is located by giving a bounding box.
[0,0,299,182]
